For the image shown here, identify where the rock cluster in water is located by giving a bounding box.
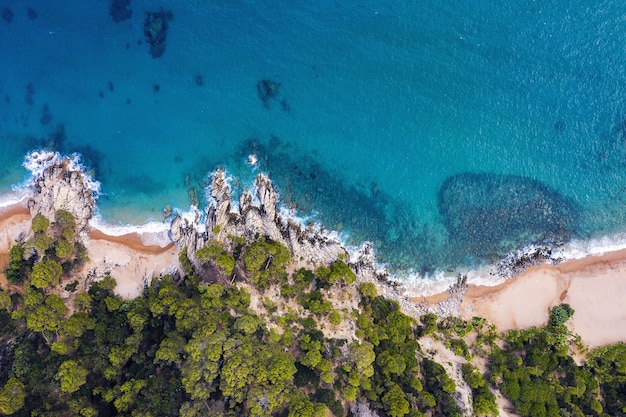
[143,10,174,58]
[28,154,96,234]
[169,169,348,270]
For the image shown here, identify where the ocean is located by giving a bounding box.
[2,0,626,284]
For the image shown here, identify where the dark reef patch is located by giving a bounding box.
[256,79,280,107]
[235,137,442,272]
[1,7,13,23]
[69,145,106,180]
[109,0,132,23]
[143,10,174,58]
[27,7,38,20]
[25,83,34,105]
[437,172,579,259]
[39,104,52,125]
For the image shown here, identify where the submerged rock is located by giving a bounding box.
[438,172,578,259]
[143,10,174,58]
[1,7,13,23]
[109,0,132,23]
[256,79,280,107]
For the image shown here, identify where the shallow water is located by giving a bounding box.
[2,1,626,276]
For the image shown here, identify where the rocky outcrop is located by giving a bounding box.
[28,155,96,234]
[170,169,348,270]
[169,168,469,319]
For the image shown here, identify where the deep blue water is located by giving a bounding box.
[2,1,626,275]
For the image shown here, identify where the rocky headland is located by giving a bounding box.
[27,152,96,235]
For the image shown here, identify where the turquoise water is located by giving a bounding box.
[2,1,626,274]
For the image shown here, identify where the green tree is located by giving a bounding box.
[55,238,75,259]
[317,260,356,284]
[31,232,53,254]
[242,238,291,288]
[32,213,50,233]
[0,289,11,311]
[64,312,96,337]
[55,209,76,230]
[329,310,342,325]
[234,314,259,335]
[5,244,26,284]
[382,383,410,417]
[0,377,26,415]
[196,241,235,276]
[549,304,575,327]
[358,282,378,298]
[30,257,63,288]
[56,360,89,393]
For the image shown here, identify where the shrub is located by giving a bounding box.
[549,304,575,327]
[242,238,290,288]
[30,258,63,289]
[32,213,50,233]
[55,209,76,230]
[5,245,26,284]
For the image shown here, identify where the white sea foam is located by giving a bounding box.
[22,150,101,198]
[555,234,626,259]
[89,215,172,247]
[0,188,33,210]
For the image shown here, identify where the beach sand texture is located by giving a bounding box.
[0,200,624,349]
[0,201,180,299]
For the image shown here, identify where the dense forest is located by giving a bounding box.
[1,210,626,416]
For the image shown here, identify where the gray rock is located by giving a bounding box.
[170,169,347,269]
[29,158,95,234]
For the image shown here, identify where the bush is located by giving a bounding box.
[55,209,76,230]
[242,238,290,288]
[549,304,575,327]
[30,258,63,289]
[5,245,26,284]
[31,213,50,233]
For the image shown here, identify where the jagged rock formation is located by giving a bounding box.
[170,169,348,270]
[28,155,95,234]
[169,169,470,318]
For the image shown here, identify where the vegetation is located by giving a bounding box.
[1,220,626,417]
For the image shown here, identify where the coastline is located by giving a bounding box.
[459,249,626,349]
[1,191,625,348]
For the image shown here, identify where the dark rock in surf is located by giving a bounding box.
[143,10,174,58]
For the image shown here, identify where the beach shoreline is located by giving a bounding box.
[0,197,624,349]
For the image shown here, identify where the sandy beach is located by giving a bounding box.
[460,249,626,349]
[81,230,180,298]
[0,201,180,299]
[0,198,625,348]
